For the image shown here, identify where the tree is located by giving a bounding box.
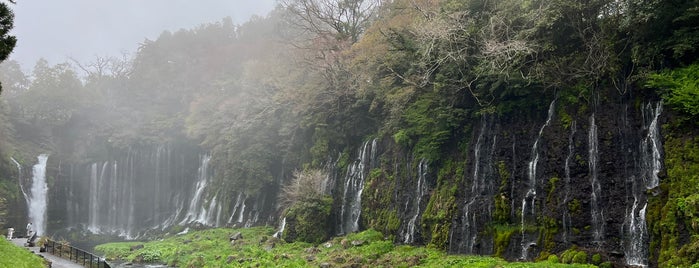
[0,1,17,94]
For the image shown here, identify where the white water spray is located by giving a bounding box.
[28,154,49,236]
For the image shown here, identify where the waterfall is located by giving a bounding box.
[625,102,662,267]
[520,99,556,259]
[641,102,663,190]
[274,217,287,238]
[339,138,377,235]
[227,192,245,224]
[181,154,212,225]
[28,154,49,236]
[589,114,604,245]
[402,158,428,244]
[562,121,576,245]
[11,157,29,204]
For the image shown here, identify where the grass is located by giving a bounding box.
[0,238,47,268]
[95,227,599,268]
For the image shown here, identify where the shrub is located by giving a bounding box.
[282,196,333,244]
[572,251,588,264]
[547,254,560,263]
[591,253,602,265]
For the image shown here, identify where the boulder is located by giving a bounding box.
[230,232,243,241]
[129,244,144,251]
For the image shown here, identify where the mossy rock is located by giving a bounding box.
[282,196,333,244]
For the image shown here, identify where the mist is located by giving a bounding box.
[9,0,276,68]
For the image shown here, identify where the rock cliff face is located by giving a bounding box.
[356,95,664,266]
[0,93,675,266]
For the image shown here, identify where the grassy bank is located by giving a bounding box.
[96,227,597,267]
[0,238,47,268]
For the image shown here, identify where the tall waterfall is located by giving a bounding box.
[63,146,207,238]
[520,99,556,259]
[562,121,576,245]
[625,102,662,267]
[402,158,428,244]
[11,157,29,204]
[28,154,49,236]
[457,117,497,254]
[589,114,604,245]
[339,139,377,235]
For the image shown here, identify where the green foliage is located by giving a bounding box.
[0,238,46,268]
[646,63,699,122]
[0,2,16,64]
[591,253,602,265]
[422,159,462,250]
[572,251,588,264]
[490,224,518,257]
[283,196,333,244]
[96,227,596,267]
[649,134,699,267]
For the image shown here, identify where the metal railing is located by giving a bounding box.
[44,239,111,268]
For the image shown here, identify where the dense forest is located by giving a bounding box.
[1,0,698,267]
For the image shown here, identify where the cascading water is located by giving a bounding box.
[402,158,428,244]
[181,154,212,225]
[562,121,576,245]
[10,157,29,204]
[589,114,604,245]
[625,102,662,267]
[227,192,246,224]
[520,99,555,259]
[274,217,287,238]
[63,146,206,238]
[28,154,49,236]
[338,139,377,235]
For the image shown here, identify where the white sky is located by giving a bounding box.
[6,0,277,70]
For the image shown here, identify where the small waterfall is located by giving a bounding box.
[625,102,662,267]
[181,154,212,224]
[28,154,49,236]
[562,121,577,245]
[402,158,428,244]
[641,102,663,190]
[10,157,29,204]
[520,99,556,259]
[227,192,245,224]
[274,217,287,238]
[339,138,377,235]
[589,114,604,245]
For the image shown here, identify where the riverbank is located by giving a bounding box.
[95,227,603,267]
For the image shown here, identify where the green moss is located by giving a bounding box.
[490,224,517,257]
[547,177,560,205]
[572,251,588,264]
[493,161,511,223]
[422,159,462,250]
[591,253,602,265]
[283,196,333,244]
[568,199,581,215]
[649,135,699,267]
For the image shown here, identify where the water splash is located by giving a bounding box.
[28,154,49,236]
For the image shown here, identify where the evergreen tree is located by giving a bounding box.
[0,1,17,94]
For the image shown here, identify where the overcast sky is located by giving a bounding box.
[7,0,277,70]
